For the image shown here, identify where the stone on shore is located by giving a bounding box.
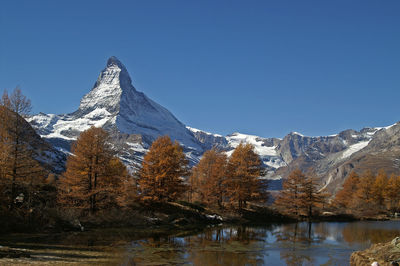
[350,237,400,265]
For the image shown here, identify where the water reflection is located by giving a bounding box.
[341,221,400,244]
[1,221,399,265]
[273,223,322,265]
[125,221,400,265]
[125,226,271,265]
[187,226,271,266]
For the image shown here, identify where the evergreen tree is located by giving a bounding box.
[138,136,189,202]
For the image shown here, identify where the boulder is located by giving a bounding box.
[350,237,400,265]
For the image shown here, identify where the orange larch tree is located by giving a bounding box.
[275,169,305,217]
[116,164,138,209]
[58,127,126,214]
[371,169,388,208]
[0,88,44,210]
[190,149,227,207]
[0,105,12,212]
[275,168,326,218]
[225,143,266,209]
[385,174,400,212]
[138,136,189,202]
[355,170,376,208]
[103,157,131,209]
[333,171,359,209]
[300,170,326,218]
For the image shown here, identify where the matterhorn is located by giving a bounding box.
[28,56,203,168]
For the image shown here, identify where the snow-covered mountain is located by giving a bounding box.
[188,127,285,173]
[188,123,400,192]
[188,126,382,173]
[28,57,203,168]
[27,56,400,193]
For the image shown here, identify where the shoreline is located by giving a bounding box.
[1,200,397,236]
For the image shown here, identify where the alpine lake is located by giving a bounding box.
[1,220,399,265]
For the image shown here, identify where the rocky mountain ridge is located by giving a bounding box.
[188,124,400,192]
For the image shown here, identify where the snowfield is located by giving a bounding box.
[341,140,370,159]
[226,133,277,157]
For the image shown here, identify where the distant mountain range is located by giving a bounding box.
[27,57,400,193]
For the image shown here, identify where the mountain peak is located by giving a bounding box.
[76,57,134,115]
[107,56,125,69]
[30,56,203,165]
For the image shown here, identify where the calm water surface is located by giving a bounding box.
[1,221,400,265]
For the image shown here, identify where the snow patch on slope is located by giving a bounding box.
[291,131,305,137]
[186,126,223,137]
[126,142,147,153]
[341,140,370,159]
[29,108,114,142]
[225,133,286,169]
[226,133,277,157]
[374,122,398,132]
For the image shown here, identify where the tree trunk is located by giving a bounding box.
[88,165,93,214]
[92,153,99,214]
[10,129,19,209]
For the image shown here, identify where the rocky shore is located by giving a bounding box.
[350,237,400,265]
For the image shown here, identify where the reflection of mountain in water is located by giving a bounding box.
[127,226,271,265]
[273,222,323,265]
[1,222,399,265]
[341,221,400,245]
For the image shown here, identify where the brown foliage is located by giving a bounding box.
[371,169,388,207]
[333,171,359,209]
[58,127,127,214]
[0,88,44,210]
[385,174,400,212]
[300,170,328,218]
[355,170,376,206]
[334,169,400,215]
[275,169,305,217]
[190,149,227,207]
[138,136,189,202]
[275,169,326,218]
[224,143,267,208]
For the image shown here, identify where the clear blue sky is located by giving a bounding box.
[1,1,399,137]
